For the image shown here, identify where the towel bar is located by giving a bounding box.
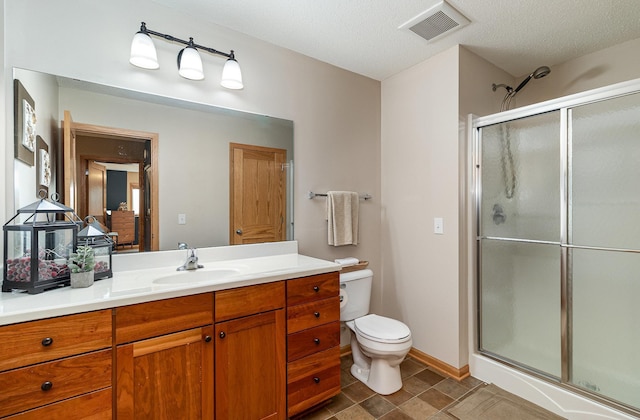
[307,191,372,200]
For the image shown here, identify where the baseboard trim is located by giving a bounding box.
[409,347,470,381]
[340,345,470,382]
[340,345,352,357]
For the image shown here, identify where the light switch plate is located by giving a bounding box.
[178,213,187,225]
[434,217,444,234]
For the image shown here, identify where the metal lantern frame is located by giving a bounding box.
[77,218,113,281]
[3,196,82,294]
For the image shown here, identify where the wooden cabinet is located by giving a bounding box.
[215,282,286,420]
[115,294,214,419]
[286,272,341,417]
[111,210,135,247]
[116,326,214,419]
[0,310,112,419]
[0,269,340,419]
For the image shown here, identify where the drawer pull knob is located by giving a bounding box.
[313,286,320,292]
[41,337,53,347]
[314,312,320,318]
[204,335,212,343]
[313,377,320,384]
[41,381,53,391]
[219,331,226,339]
[314,338,320,345]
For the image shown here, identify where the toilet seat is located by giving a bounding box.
[353,314,411,343]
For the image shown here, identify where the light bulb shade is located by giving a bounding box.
[221,58,243,90]
[178,47,204,80]
[129,32,159,69]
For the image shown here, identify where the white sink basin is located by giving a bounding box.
[152,268,241,285]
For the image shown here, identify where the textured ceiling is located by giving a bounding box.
[151,0,640,80]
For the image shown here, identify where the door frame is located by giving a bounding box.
[63,116,160,251]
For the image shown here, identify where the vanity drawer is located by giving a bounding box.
[215,281,285,322]
[287,321,340,362]
[287,272,339,306]
[0,349,112,418]
[3,388,112,420]
[287,296,340,334]
[287,347,341,417]
[0,309,112,372]
[115,293,213,344]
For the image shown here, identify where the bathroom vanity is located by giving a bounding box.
[0,241,341,419]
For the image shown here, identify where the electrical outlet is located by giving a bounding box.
[178,214,187,225]
[434,217,444,234]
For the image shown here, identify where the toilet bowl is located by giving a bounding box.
[340,269,412,395]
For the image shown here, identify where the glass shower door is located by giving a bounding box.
[569,92,640,408]
[479,111,562,378]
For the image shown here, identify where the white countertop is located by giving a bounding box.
[0,241,340,326]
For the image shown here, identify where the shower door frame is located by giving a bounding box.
[471,77,640,416]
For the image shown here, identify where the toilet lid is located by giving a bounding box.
[354,314,411,343]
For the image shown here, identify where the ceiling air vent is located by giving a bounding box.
[399,1,470,43]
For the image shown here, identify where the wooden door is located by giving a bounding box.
[62,110,77,209]
[215,310,286,420]
[87,161,107,224]
[116,326,214,419]
[230,143,286,245]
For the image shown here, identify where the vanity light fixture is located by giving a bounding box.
[129,22,243,89]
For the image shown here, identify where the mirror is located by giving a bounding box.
[12,68,294,252]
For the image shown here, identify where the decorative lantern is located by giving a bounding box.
[3,194,81,294]
[77,216,113,281]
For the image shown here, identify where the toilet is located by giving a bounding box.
[340,269,412,395]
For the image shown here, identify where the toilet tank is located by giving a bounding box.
[339,269,373,321]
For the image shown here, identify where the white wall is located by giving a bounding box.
[12,70,59,210]
[3,0,381,284]
[509,37,640,108]
[381,46,462,368]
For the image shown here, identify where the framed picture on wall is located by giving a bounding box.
[36,136,51,197]
[14,79,37,166]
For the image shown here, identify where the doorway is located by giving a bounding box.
[62,111,159,251]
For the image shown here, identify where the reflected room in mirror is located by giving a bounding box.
[11,68,294,253]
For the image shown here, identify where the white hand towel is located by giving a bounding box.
[335,257,359,267]
[327,191,359,246]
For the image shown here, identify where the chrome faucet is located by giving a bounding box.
[177,247,204,271]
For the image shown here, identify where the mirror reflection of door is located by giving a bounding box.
[62,110,160,251]
[230,143,286,245]
[87,161,107,224]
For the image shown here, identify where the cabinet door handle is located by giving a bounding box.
[204,335,212,343]
[314,338,320,345]
[219,331,226,339]
[41,381,53,391]
[313,286,320,292]
[313,377,320,384]
[314,312,320,318]
[41,337,53,347]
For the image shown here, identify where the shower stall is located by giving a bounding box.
[472,78,640,416]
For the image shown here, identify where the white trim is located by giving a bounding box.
[470,354,638,420]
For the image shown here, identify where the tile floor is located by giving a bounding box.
[298,354,486,420]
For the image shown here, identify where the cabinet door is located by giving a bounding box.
[116,326,214,420]
[215,310,286,420]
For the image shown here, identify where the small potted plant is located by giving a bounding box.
[68,245,96,288]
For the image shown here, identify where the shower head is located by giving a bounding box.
[513,65,551,93]
[532,66,551,79]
